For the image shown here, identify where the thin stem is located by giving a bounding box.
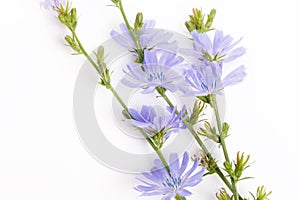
[73,32,101,74]
[71,31,170,173]
[158,91,233,191]
[117,0,142,50]
[210,94,239,200]
[108,84,170,172]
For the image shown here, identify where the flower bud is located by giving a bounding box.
[222,122,230,138]
[216,188,231,200]
[58,14,67,25]
[189,100,205,125]
[134,12,144,31]
[65,35,74,46]
[97,46,105,61]
[70,8,77,30]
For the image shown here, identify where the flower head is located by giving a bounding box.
[182,62,246,96]
[135,152,205,200]
[110,20,177,53]
[127,105,186,147]
[182,30,245,64]
[40,0,66,10]
[122,50,184,94]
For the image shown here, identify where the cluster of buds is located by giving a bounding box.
[198,121,219,143]
[197,121,229,143]
[216,188,232,200]
[250,186,272,200]
[185,8,216,33]
[151,129,167,149]
[57,2,77,32]
[53,2,111,87]
[55,3,83,54]
[224,152,251,183]
[192,150,217,174]
[187,100,206,125]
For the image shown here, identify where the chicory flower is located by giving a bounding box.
[127,105,186,147]
[135,152,205,200]
[122,50,184,94]
[182,30,245,64]
[111,20,177,53]
[182,62,246,96]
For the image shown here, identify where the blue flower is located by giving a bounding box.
[127,105,186,140]
[40,0,66,10]
[182,62,246,96]
[122,50,185,94]
[135,152,205,200]
[110,20,177,53]
[182,30,245,63]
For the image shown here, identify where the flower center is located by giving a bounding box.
[163,175,182,190]
[147,71,165,83]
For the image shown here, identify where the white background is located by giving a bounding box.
[1,0,300,199]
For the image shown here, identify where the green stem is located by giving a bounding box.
[158,91,233,191]
[117,0,142,50]
[73,32,101,74]
[108,84,170,172]
[72,31,170,173]
[210,94,239,200]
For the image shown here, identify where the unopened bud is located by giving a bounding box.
[97,46,105,60]
[58,14,67,25]
[70,8,77,30]
[209,9,216,19]
[216,188,231,200]
[65,35,74,46]
[134,12,144,31]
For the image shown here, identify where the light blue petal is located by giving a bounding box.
[169,153,180,175]
[177,189,192,197]
[191,30,212,52]
[222,65,247,87]
[144,50,158,65]
[179,152,189,176]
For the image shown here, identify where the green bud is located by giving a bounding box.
[216,188,231,200]
[185,21,196,33]
[189,100,206,125]
[94,46,111,85]
[198,121,219,143]
[205,9,216,30]
[70,8,77,30]
[224,161,233,172]
[209,9,216,20]
[234,152,251,181]
[58,14,67,25]
[65,35,74,46]
[134,12,144,31]
[152,130,165,149]
[251,186,272,200]
[65,35,81,53]
[185,8,216,33]
[96,46,105,64]
[222,122,230,138]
